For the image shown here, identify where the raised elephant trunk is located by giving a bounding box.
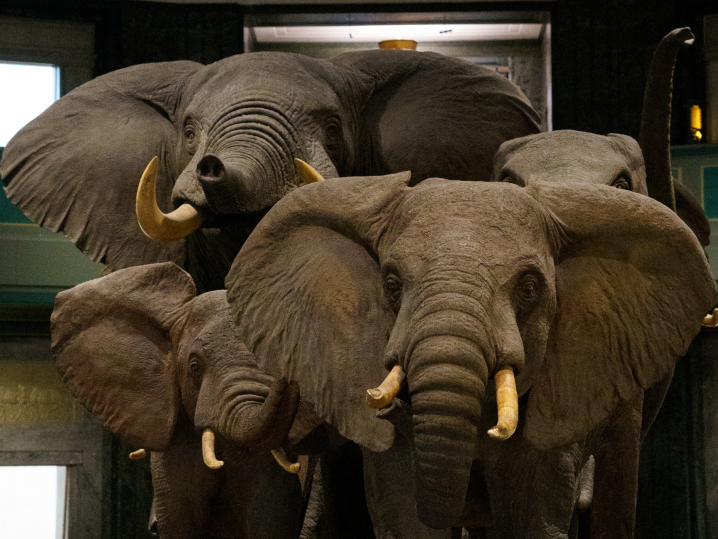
[638,27,695,212]
[408,331,487,529]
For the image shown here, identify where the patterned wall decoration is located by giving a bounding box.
[0,361,75,425]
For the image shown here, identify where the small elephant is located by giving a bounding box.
[1,49,541,292]
[51,262,306,539]
[225,172,716,536]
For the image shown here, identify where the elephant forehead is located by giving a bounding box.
[179,292,245,350]
[388,181,552,263]
[498,131,640,181]
[187,53,343,112]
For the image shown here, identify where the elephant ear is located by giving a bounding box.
[227,172,412,452]
[0,61,202,271]
[523,181,716,449]
[51,262,196,450]
[331,50,540,183]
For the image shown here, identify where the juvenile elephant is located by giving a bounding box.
[0,49,540,292]
[51,262,306,539]
[225,172,716,537]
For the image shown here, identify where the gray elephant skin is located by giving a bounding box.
[489,27,710,536]
[0,49,540,292]
[51,262,309,539]
[226,172,716,537]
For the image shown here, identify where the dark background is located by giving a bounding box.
[1,0,717,537]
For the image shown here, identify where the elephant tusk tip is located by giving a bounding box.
[703,308,718,326]
[294,158,325,184]
[365,388,391,409]
[271,448,301,474]
[365,365,405,409]
[703,308,718,327]
[205,459,224,470]
[129,448,147,460]
[487,425,516,441]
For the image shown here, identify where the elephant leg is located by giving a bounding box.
[589,394,643,539]
[301,445,375,539]
[150,424,222,539]
[361,439,451,539]
[484,426,583,539]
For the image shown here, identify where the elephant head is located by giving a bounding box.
[225,173,716,529]
[492,28,710,247]
[0,50,540,292]
[50,262,300,455]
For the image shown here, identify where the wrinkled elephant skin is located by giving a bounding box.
[0,50,540,292]
[51,262,305,539]
[226,173,716,536]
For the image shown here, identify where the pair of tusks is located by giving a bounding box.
[202,429,300,474]
[366,365,519,441]
[703,308,718,327]
[135,157,324,242]
[129,430,300,474]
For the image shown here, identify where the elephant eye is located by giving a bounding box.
[611,175,631,190]
[184,125,197,147]
[384,274,403,311]
[325,119,341,141]
[515,273,542,310]
[189,356,203,378]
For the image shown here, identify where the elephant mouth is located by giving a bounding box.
[136,157,321,242]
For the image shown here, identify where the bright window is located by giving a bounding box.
[0,466,67,539]
[0,62,59,147]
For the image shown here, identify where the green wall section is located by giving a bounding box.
[1,147,104,307]
[671,144,718,280]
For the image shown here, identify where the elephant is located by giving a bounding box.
[492,28,708,247]
[224,171,716,537]
[489,27,709,536]
[50,262,309,539]
[0,49,541,293]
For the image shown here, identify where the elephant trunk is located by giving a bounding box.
[638,27,694,212]
[408,331,487,529]
[196,375,300,451]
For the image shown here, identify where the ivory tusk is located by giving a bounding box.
[129,449,147,460]
[294,159,325,184]
[487,366,519,441]
[202,429,224,469]
[366,365,405,409]
[271,448,301,474]
[703,308,718,327]
[136,156,204,242]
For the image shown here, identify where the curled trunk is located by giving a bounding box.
[196,376,300,451]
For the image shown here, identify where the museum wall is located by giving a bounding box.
[0,1,717,538]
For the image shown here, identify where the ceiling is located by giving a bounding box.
[253,23,543,44]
